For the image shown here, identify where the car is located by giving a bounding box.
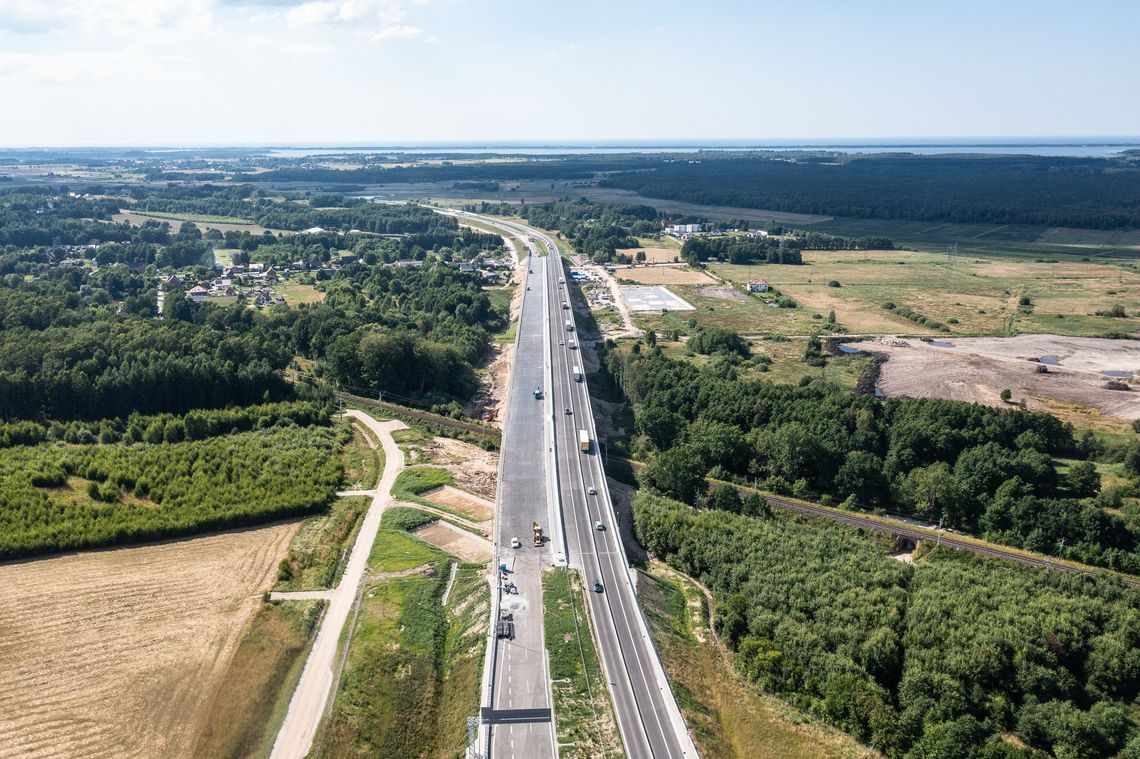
[510,537,521,549]
[559,340,564,345]
[595,520,604,531]
[564,408,573,415]
[587,486,596,495]
[559,278,565,284]
[526,286,531,290]
[592,580,604,593]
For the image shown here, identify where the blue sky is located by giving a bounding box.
[0,0,1136,146]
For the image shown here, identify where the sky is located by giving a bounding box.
[0,0,1137,147]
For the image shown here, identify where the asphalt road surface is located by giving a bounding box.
[449,209,696,758]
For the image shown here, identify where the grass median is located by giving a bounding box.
[542,567,623,759]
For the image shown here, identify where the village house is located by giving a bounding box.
[748,279,770,293]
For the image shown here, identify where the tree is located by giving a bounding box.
[1066,461,1101,498]
[640,445,707,503]
[1000,388,1013,402]
[705,484,742,513]
[645,329,657,347]
[835,450,889,506]
[903,462,962,523]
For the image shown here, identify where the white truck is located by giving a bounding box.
[565,320,574,332]
[578,430,591,453]
[573,366,582,382]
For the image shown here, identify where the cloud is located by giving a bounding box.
[374,24,422,39]
[0,2,65,34]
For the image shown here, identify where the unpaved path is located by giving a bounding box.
[270,410,407,759]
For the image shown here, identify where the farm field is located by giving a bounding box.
[112,210,282,235]
[614,265,716,285]
[711,251,1140,337]
[0,522,297,759]
[616,246,683,264]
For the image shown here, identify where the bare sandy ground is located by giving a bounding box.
[412,522,492,563]
[415,436,500,500]
[615,247,682,264]
[0,522,297,759]
[423,484,494,522]
[619,266,716,285]
[852,334,1140,420]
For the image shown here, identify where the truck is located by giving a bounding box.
[572,366,582,382]
[565,321,574,332]
[579,430,590,452]
[532,521,544,547]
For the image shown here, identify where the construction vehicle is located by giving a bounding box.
[532,521,544,547]
[579,430,590,452]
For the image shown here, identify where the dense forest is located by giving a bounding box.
[604,344,1140,574]
[600,154,1140,229]
[636,492,1140,758]
[0,403,343,559]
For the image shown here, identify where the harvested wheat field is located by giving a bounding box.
[412,521,492,563]
[619,265,716,285]
[0,522,296,759]
[423,484,494,522]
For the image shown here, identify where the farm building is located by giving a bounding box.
[748,279,770,293]
[186,285,209,302]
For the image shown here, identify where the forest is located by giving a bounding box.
[476,199,660,262]
[604,344,1140,574]
[635,492,1140,759]
[600,153,1140,229]
[0,403,343,559]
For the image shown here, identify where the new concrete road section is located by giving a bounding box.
[484,246,557,759]
[539,233,696,759]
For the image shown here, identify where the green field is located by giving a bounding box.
[711,251,1140,337]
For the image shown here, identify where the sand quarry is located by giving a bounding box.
[850,334,1140,421]
[0,522,295,759]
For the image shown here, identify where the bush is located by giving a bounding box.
[828,280,841,288]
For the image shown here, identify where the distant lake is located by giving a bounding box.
[266,141,1140,159]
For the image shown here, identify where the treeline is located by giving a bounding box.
[600,153,1140,229]
[478,199,661,262]
[635,492,1140,758]
[681,231,893,266]
[606,345,1140,573]
[0,421,344,560]
[0,401,329,448]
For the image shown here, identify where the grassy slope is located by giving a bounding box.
[191,600,322,759]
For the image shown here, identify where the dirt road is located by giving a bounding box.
[269,410,407,759]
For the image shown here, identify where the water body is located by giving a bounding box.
[1038,356,1061,366]
[928,340,954,348]
[1103,370,1133,377]
[836,345,862,354]
[265,139,1140,160]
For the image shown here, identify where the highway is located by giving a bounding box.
[446,209,695,758]
[527,221,695,759]
[484,246,557,759]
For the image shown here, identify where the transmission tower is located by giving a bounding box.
[946,243,959,267]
